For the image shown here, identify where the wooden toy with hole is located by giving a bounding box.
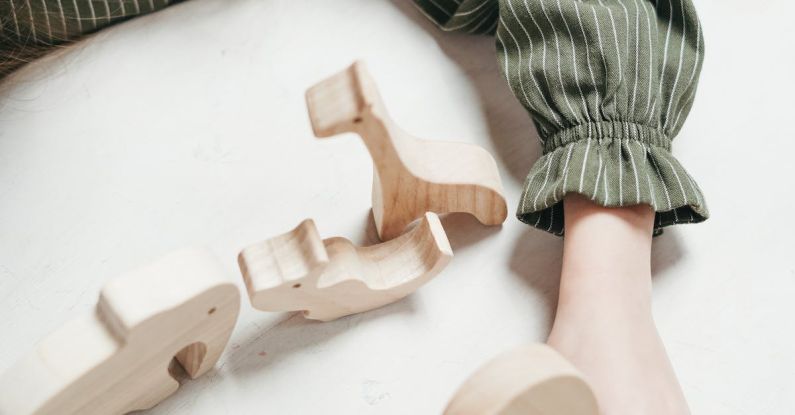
[0,249,240,415]
[238,212,452,322]
[444,344,599,415]
[306,61,508,241]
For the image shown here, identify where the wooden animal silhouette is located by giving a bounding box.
[445,344,599,415]
[0,249,240,415]
[306,61,508,241]
[238,212,452,321]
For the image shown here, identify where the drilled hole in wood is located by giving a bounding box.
[292,283,301,289]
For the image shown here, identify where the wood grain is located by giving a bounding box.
[306,61,508,241]
[238,212,453,321]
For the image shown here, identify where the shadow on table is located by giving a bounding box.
[509,230,564,333]
[387,0,541,184]
[651,229,686,280]
[223,298,418,379]
[146,297,419,412]
[353,209,501,252]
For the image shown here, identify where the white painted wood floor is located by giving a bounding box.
[0,0,792,413]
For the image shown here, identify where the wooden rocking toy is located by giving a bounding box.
[306,61,508,241]
[238,212,452,322]
[0,249,241,415]
[445,344,599,415]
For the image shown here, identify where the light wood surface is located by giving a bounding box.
[445,344,599,415]
[306,61,508,241]
[0,249,241,415]
[238,212,453,322]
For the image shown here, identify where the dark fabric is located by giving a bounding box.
[0,0,180,78]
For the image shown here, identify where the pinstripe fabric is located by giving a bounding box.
[414,0,707,235]
[0,0,179,77]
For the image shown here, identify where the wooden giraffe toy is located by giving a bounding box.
[445,344,599,415]
[306,61,508,241]
[0,249,240,415]
[238,212,452,321]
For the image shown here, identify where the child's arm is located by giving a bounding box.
[547,194,690,415]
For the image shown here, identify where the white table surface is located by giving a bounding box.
[0,0,793,413]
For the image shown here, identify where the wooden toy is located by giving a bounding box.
[306,61,508,241]
[0,249,241,415]
[238,212,452,321]
[445,344,599,415]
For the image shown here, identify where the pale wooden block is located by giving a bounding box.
[0,248,241,415]
[306,61,508,241]
[445,344,599,415]
[238,212,453,321]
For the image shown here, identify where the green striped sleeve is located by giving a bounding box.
[0,0,179,78]
[415,0,708,235]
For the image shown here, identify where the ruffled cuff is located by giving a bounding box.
[518,121,708,236]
